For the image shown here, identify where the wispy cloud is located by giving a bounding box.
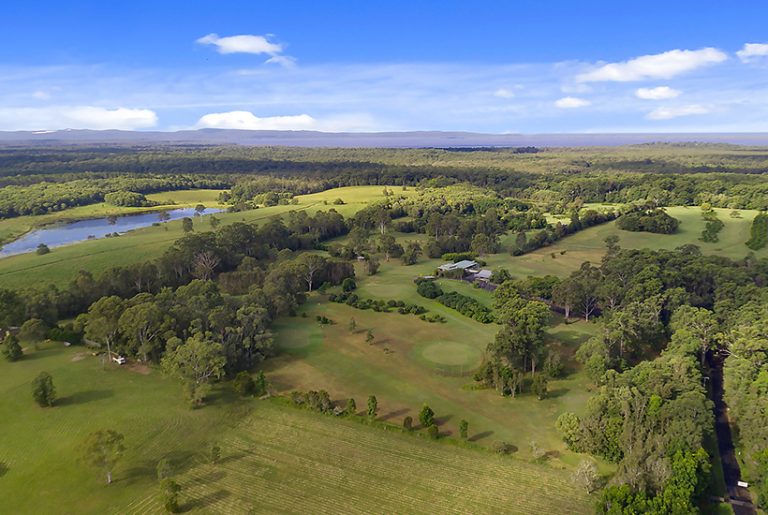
[555,96,591,108]
[646,104,710,120]
[635,86,681,100]
[577,48,727,82]
[736,43,768,63]
[494,88,515,98]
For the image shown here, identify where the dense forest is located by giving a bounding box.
[3,145,768,219]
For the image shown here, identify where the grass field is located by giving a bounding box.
[0,341,592,514]
[487,206,765,279]
[267,258,603,470]
[0,186,410,289]
[0,340,250,514]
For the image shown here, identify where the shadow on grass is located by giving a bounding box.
[18,348,57,361]
[468,430,494,442]
[57,389,114,406]
[546,388,569,399]
[0,461,8,477]
[433,414,453,426]
[182,489,230,512]
[379,408,409,421]
[219,452,247,465]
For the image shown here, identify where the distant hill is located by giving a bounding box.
[1,128,768,148]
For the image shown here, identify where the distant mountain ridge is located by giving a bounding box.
[1,128,768,147]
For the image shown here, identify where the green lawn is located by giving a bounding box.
[0,186,411,289]
[267,258,604,470]
[0,340,592,514]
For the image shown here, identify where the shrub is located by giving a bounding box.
[233,371,256,396]
[416,280,444,299]
[617,209,679,234]
[342,278,357,292]
[427,424,439,439]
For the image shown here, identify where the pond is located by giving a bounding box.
[0,207,224,257]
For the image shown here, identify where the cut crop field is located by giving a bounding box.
[0,340,592,515]
[134,401,592,515]
[0,186,411,289]
[267,259,602,469]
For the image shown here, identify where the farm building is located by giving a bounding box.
[437,260,479,274]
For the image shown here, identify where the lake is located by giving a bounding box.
[0,207,224,257]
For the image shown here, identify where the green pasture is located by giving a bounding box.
[0,339,592,514]
[268,258,603,468]
[0,186,409,289]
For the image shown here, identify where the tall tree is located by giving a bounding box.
[81,429,125,484]
[31,371,56,407]
[85,296,125,361]
[299,254,327,292]
[161,335,226,406]
[118,301,170,362]
[2,332,22,362]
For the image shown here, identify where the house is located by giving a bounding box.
[437,260,479,274]
[469,269,493,282]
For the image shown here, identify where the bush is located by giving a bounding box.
[617,209,679,234]
[36,243,50,255]
[342,278,357,292]
[233,371,256,396]
[493,441,515,455]
[427,424,439,439]
[416,280,444,299]
[403,416,413,431]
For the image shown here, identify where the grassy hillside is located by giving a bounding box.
[0,186,409,289]
[488,206,764,279]
[0,341,592,514]
[268,259,602,469]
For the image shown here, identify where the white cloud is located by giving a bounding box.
[577,48,727,82]
[196,111,317,130]
[646,104,710,120]
[0,106,158,130]
[197,33,296,68]
[494,88,515,98]
[197,33,282,55]
[737,43,768,63]
[635,86,681,100]
[555,96,591,108]
[194,110,379,132]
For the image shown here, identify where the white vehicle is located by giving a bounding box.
[112,355,126,365]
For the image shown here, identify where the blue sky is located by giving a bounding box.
[1,0,768,132]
